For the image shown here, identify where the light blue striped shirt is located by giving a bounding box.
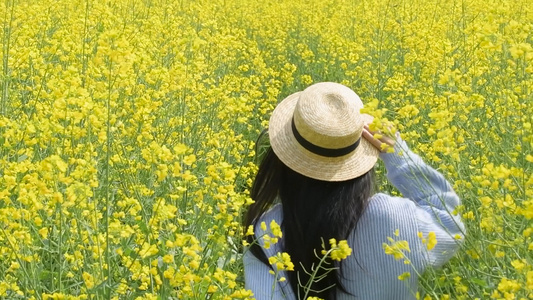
[243,139,465,299]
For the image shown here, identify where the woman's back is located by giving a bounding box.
[244,139,464,299]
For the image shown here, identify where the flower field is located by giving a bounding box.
[0,0,531,299]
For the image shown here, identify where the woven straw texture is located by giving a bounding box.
[269,82,379,181]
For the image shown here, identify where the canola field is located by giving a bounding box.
[0,0,531,299]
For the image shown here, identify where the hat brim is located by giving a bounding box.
[269,91,380,181]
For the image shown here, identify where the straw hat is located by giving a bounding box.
[269,82,380,181]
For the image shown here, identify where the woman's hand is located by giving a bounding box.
[362,124,396,153]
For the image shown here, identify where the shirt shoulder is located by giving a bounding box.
[256,203,283,232]
[254,204,284,257]
[365,193,418,222]
[351,193,429,268]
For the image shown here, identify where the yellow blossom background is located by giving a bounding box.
[0,0,531,299]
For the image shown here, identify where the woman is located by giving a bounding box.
[243,82,465,300]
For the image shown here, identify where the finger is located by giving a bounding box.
[364,124,396,147]
[363,124,376,135]
[362,128,382,150]
[380,135,395,147]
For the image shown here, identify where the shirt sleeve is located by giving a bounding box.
[379,137,466,267]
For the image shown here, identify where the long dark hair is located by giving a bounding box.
[244,147,375,299]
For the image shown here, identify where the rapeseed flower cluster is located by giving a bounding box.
[321,239,353,262]
[0,0,531,298]
[418,231,438,251]
[267,252,294,284]
[383,237,412,262]
[268,252,295,273]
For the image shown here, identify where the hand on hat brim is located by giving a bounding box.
[362,125,396,153]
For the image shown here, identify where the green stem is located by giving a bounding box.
[1,0,14,116]
[81,0,90,88]
[104,55,112,299]
[301,248,333,300]
[57,88,69,293]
